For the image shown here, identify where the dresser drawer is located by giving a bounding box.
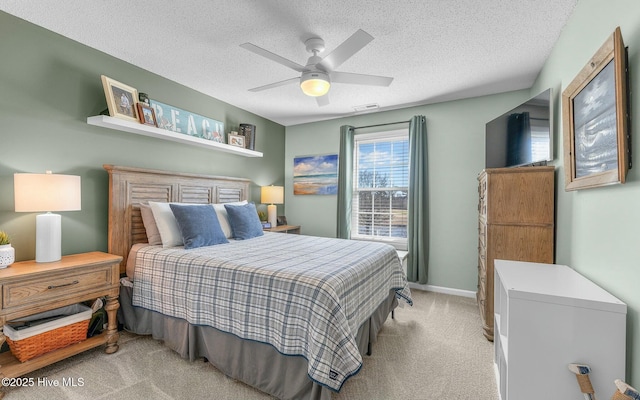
[3,267,112,309]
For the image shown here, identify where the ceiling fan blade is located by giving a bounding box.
[318,29,374,71]
[316,94,330,107]
[331,71,393,86]
[248,77,299,92]
[240,43,306,72]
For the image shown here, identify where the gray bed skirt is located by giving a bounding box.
[118,284,398,400]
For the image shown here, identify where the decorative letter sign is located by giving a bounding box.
[150,100,224,141]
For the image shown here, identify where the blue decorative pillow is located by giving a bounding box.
[169,204,229,249]
[224,202,264,240]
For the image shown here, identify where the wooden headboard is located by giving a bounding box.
[103,164,251,274]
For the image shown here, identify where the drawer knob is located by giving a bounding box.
[47,280,79,290]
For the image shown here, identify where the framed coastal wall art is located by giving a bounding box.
[293,154,338,195]
[101,75,139,123]
[562,27,630,191]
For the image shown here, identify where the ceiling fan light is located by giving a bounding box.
[300,72,330,97]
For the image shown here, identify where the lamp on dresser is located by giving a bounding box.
[261,185,283,228]
[14,171,81,263]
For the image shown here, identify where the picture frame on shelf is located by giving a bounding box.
[136,103,157,127]
[101,75,139,123]
[228,134,245,148]
[276,215,287,226]
[562,27,630,191]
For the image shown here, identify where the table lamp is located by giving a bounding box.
[260,185,283,228]
[14,171,81,263]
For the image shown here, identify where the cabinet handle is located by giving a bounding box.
[48,280,79,290]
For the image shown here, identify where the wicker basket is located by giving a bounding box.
[4,304,91,362]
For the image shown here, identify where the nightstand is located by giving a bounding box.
[264,225,301,234]
[0,251,122,379]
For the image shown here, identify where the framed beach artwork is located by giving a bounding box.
[293,154,338,195]
[562,27,630,191]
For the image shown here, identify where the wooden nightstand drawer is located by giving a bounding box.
[3,266,112,309]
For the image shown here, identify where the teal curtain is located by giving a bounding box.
[507,112,531,166]
[336,125,355,239]
[407,115,429,283]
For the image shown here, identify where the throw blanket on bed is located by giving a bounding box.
[132,233,412,391]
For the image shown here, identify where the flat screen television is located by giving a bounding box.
[485,88,553,168]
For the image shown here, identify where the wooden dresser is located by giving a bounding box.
[477,166,554,341]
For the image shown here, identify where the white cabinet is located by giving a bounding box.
[494,260,626,400]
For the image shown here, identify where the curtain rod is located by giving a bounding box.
[352,120,410,130]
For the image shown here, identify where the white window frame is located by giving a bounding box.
[351,129,409,250]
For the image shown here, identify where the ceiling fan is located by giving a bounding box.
[240,29,393,107]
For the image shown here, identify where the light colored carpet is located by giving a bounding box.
[2,290,498,399]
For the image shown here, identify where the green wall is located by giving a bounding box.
[529,0,640,385]
[0,12,285,261]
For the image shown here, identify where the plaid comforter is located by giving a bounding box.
[132,233,412,391]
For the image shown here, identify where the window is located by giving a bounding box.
[530,117,550,161]
[351,129,409,249]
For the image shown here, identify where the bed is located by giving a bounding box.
[105,164,412,399]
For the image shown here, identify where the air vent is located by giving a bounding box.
[353,103,379,113]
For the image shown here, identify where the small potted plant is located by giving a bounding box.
[0,231,14,268]
[257,210,270,228]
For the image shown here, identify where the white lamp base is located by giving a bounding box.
[267,204,277,227]
[36,212,61,263]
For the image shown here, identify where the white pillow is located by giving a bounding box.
[149,201,184,248]
[213,200,248,238]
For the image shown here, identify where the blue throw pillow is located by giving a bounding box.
[169,204,229,249]
[224,202,264,240]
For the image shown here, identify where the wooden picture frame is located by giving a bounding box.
[562,27,630,191]
[101,75,139,123]
[136,103,157,127]
[228,134,245,148]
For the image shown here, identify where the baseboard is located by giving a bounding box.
[408,282,476,299]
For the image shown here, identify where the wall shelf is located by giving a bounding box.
[87,115,263,158]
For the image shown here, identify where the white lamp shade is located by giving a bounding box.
[261,185,284,205]
[14,173,81,212]
[261,185,283,228]
[14,172,81,263]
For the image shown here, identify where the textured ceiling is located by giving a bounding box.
[0,0,577,126]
